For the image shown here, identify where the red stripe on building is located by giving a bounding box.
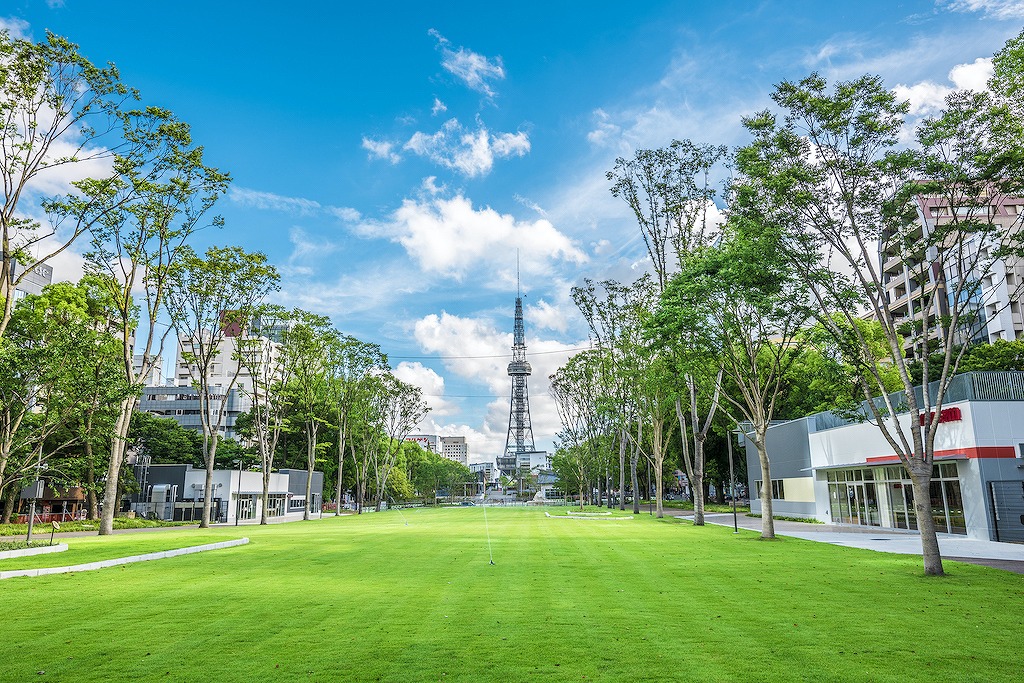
[865,446,1017,464]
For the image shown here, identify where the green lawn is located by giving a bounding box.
[2,507,1021,682]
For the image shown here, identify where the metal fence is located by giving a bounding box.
[814,371,1024,432]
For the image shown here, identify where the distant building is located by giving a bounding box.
[880,193,1024,357]
[469,461,495,484]
[133,354,163,387]
[440,436,468,465]
[406,434,440,453]
[3,258,53,304]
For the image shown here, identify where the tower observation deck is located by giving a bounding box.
[499,293,535,476]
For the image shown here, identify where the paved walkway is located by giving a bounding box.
[658,508,1024,574]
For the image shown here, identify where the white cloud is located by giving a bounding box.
[404,118,530,178]
[893,56,994,116]
[586,108,625,149]
[228,186,321,215]
[229,186,359,222]
[429,29,506,98]
[392,361,458,417]
[513,194,548,217]
[355,193,587,281]
[0,16,31,39]
[361,137,401,164]
[942,0,1024,19]
[431,98,447,115]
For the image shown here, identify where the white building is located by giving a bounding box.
[440,436,468,465]
[745,371,1024,542]
[131,462,323,524]
[406,434,440,453]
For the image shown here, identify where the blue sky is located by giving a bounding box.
[5,0,1024,459]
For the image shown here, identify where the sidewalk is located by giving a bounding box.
[661,508,1024,574]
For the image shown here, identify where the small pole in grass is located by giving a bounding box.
[50,521,59,546]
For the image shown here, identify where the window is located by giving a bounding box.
[755,479,786,500]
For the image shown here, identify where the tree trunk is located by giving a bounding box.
[755,435,775,539]
[86,450,99,520]
[618,429,627,511]
[99,395,137,535]
[201,433,220,528]
[630,450,640,515]
[910,468,944,576]
[2,487,15,523]
[304,424,317,521]
[692,435,706,526]
[260,440,271,526]
[655,461,664,518]
[335,422,346,516]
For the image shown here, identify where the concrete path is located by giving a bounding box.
[657,507,1024,574]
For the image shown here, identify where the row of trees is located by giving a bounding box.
[551,30,1024,576]
[0,29,450,531]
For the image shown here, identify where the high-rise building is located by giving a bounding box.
[880,192,1024,357]
[406,434,440,453]
[440,436,468,465]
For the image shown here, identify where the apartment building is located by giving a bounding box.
[880,192,1024,357]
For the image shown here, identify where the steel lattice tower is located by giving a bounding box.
[499,287,535,476]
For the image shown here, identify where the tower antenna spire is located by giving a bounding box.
[516,249,520,298]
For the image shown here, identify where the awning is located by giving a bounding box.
[810,453,968,471]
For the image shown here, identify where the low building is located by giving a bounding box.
[130,463,324,524]
[744,371,1024,542]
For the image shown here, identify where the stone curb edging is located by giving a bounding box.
[0,538,249,580]
[545,512,634,520]
[0,543,68,561]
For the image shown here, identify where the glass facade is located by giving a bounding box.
[825,462,965,535]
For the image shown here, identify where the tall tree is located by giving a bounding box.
[280,311,334,520]
[235,304,293,524]
[164,245,279,527]
[0,31,154,338]
[660,222,810,539]
[734,66,1024,573]
[83,110,229,535]
[371,373,429,512]
[323,332,387,515]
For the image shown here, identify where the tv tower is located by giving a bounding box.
[499,259,535,476]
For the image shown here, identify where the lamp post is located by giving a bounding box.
[235,458,243,526]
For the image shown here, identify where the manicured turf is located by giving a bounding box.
[2,507,1021,682]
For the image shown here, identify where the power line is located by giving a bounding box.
[389,346,591,360]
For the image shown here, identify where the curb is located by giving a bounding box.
[0,538,249,580]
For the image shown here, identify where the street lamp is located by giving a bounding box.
[234,458,243,526]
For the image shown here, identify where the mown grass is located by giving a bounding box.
[1,507,1021,682]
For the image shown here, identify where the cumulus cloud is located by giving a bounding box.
[403,118,529,178]
[893,56,994,116]
[941,0,1024,19]
[392,361,458,417]
[361,137,401,164]
[229,186,359,222]
[431,98,447,115]
[355,193,587,281]
[429,29,506,98]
